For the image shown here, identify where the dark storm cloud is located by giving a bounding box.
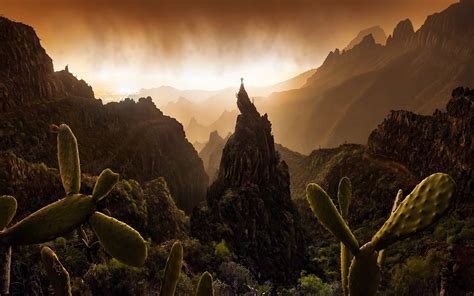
[0,0,456,91]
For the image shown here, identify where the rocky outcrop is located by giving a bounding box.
[0,17,94,112]
[368,87,473,203]
[192,83,306,284]
[386,19,415,47]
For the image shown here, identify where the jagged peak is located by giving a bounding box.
[236,78,259,116]
[387,18,414,46]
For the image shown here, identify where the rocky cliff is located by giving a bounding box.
[368,87,473,204]
[0,17,94,112]
[0,16,208,212]
[191,83,306,284]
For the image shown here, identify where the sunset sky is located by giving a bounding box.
[1,0,456,97]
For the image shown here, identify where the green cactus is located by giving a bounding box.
[306,173,455,296]
[195,271,214,296]
[377,189,404,266]
[0,124,148,294]
[89,212,147,267]
[92,169,119,202]
[41,246,71,296]
[371,173,454,250]
[0,196,17,230]
[55,124,81,194]
[160,241,183,296]
[348,242,380,296]
[306,183,359,255]
[337,177,352,296]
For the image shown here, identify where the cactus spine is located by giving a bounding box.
[160,241,183,296]
[0,124,148,294]
[41,246,71,296]
[195,272,214,296]
[337,177,352,296]
[306,173,455,296]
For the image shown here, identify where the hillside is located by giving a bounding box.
[0,17,208,213]
[261,0,474,153]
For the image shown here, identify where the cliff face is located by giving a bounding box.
[0,17,94,112]
[261,0,474,153]
[368,87,473,203]
[0,16,208,212]
[192,83,306,284]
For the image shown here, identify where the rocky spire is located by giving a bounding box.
[236,78,258,116]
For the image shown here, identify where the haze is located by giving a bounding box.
[1,0,456,98]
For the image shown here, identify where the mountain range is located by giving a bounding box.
[258,0,474,153]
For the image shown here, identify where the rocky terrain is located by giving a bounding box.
[0,17,208,213]
[344,25,387,50]
[261,0,474,153]
[191,83,306,284]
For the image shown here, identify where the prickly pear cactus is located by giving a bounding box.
[55,124,81,194]
[348,243,380,296]
[337,177,352,296]
[160,241,183,296]
[0,194,96,245]
[92,169,119,202]
[377,189,404,266]
[89,212,147,267]
[306,183,359,254]
[0,196,17,230]
[195,271,214,296]
[371,173,455,251]
[41,246,71,296]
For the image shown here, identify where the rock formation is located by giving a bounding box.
[192,82,306,284]
[344,25,387,50]
[368,86,473,203]
[0,17,94,112]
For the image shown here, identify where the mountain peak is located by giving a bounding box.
[236,79,259,116]
[387,18,414,46]
[345,25,387,50]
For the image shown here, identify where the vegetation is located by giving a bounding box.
[306,173,455,296]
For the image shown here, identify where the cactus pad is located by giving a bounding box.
[195,271,214,296]
[348,243,380,296]
[306,183,359,255]
[89,212,147,267]
[57,124,81,194]
[0,195,17,229]
[337,177,352,218]
[371,173,455,250]
[0,194,95,245]
[92,169,119,202]
[160,241,183,296]
[41,246,71,296]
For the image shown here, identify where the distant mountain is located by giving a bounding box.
[186,109,238,144]
[344,25,387,50]
[138,68,315,130]
[0,16,208,213]
[198,131,228,181]
[261,0,474,153]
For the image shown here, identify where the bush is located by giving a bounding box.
[218,261,256,293]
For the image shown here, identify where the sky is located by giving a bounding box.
[1,0,457,97]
